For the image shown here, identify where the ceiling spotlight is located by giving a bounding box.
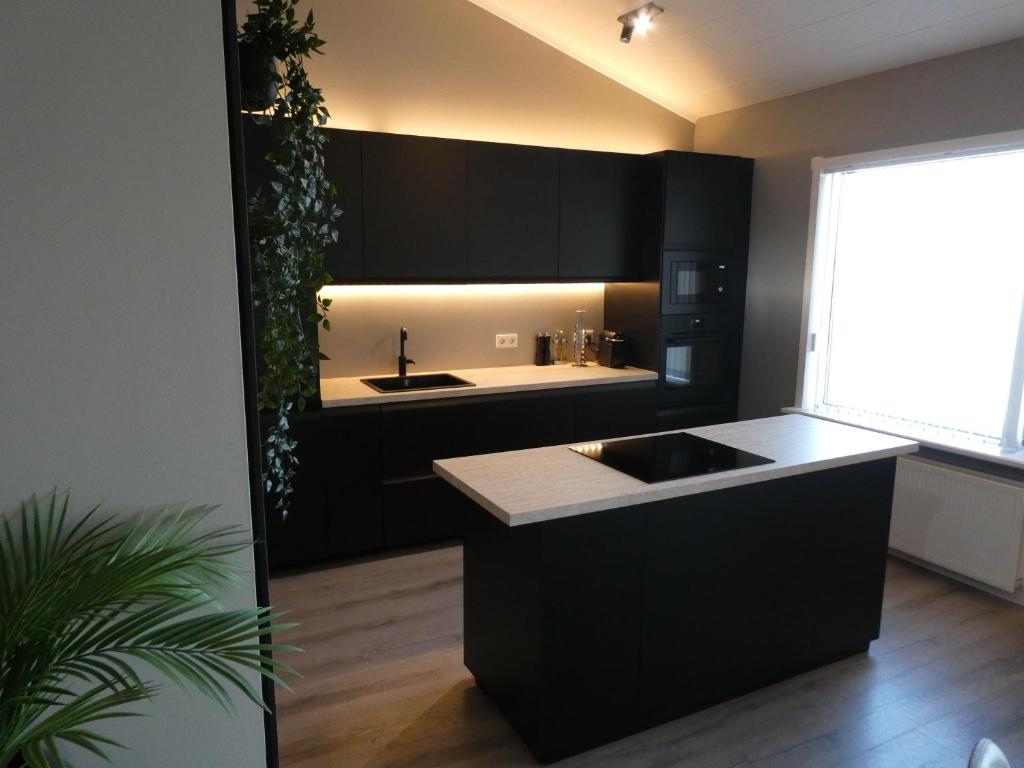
[618,2,663,44]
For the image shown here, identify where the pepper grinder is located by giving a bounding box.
[572,309,587,368]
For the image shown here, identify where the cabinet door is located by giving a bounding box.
[662,152,753,249]
[478,390,575,453]
[322,406,382,558]
[322,129,364,281]
[381,476,472,548]
[467,142,559,279]
[573,382,657,442]
[558,150,656,280]
[380,397,487,480]
[363,133,467,279]
[260,411,328,570]
[243,120,364,280]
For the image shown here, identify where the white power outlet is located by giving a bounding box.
[495,333,518,349]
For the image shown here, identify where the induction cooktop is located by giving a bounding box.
[569,431,774,483]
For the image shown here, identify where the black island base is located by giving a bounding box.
[462,459,897,763]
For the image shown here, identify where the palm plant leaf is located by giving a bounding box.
[0,493,298,768]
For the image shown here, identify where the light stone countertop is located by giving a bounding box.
[433,414,918,526]
[320,364,657,407]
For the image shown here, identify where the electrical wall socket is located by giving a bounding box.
[495,333,518,349]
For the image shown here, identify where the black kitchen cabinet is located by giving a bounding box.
[381,476,472,548]
[558,150,656,280]
[380,397,488,480]
[322,129,364,281]
[377,391,574,547]
[662,152,753,249]
[242,118,364,281]
[322,405,382,557]
[261,410,328,570]
[573,382,656,442]
[478,390,575,453]
[467,142,559,279]
[362,133,467,279]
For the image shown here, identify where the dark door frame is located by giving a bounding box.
[219,2,280,767]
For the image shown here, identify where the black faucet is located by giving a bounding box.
[398,326,415,377]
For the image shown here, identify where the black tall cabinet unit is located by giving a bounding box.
[606,150,753,432]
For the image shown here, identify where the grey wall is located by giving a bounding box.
[694,37,1024,419]
[1,2,265,767]
[318,285,604,378]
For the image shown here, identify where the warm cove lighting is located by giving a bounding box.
[319,283,605,299]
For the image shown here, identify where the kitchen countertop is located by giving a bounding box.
[320,364,657,407]
[433,414,918,526]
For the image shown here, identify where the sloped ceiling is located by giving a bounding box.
[468,0,1024,120]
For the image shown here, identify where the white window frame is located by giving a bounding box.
[795,129,1024,464]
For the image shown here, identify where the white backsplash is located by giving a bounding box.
[317,284,605,378]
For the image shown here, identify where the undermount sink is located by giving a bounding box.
[360,372,476,393]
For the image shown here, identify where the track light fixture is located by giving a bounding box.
[618,2,663,43]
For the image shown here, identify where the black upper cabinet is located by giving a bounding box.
[322,129,364,281]
[558,150,656,280]
[662,152,754,249]
[466,142,559,279]
[242,119,364,281]
[362,133,468,280]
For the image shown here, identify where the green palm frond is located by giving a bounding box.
[0,493,298,768]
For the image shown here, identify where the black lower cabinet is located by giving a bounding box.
[323,406,382,557]
[642,460,895,724]
[573,382,656,442]
[463,459,897,763]
[380,398,487,480]
[261,410,328,570]
[381,476,474,548]
[464,503,645,762]
[266,380,666,567]
[480,390,575,452]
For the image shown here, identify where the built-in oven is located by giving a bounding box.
[662,249,733,314]
[657,313,735,410]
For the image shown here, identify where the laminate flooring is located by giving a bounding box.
[271,545,1024,767]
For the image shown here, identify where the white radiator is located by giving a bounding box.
[890,455,1024,593]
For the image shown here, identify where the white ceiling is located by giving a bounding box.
[467,0,1024,120]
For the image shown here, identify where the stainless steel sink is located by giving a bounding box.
[360,373,475,393]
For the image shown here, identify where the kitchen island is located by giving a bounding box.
[433,415,918,762]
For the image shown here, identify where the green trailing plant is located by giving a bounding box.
[240,0,341,520]
[0,493,298,768]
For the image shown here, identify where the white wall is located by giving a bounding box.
[694,37,1024,420]
[0,2,265,767]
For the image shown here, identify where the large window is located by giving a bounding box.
[799,134,1024,458]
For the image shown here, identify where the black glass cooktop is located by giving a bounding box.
[569,432,774,483]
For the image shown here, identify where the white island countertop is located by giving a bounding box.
[433,414,918,526]
[320,364,657,407]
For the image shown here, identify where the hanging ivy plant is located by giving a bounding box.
[239,0,341,520]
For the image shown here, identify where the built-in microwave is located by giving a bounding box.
[657,314,735,410]
[661,250,732,314]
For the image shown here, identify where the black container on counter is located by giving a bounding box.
[535,332,552,366]
[597,330,629,368]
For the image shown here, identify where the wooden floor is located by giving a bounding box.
[271,545,1024,768]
